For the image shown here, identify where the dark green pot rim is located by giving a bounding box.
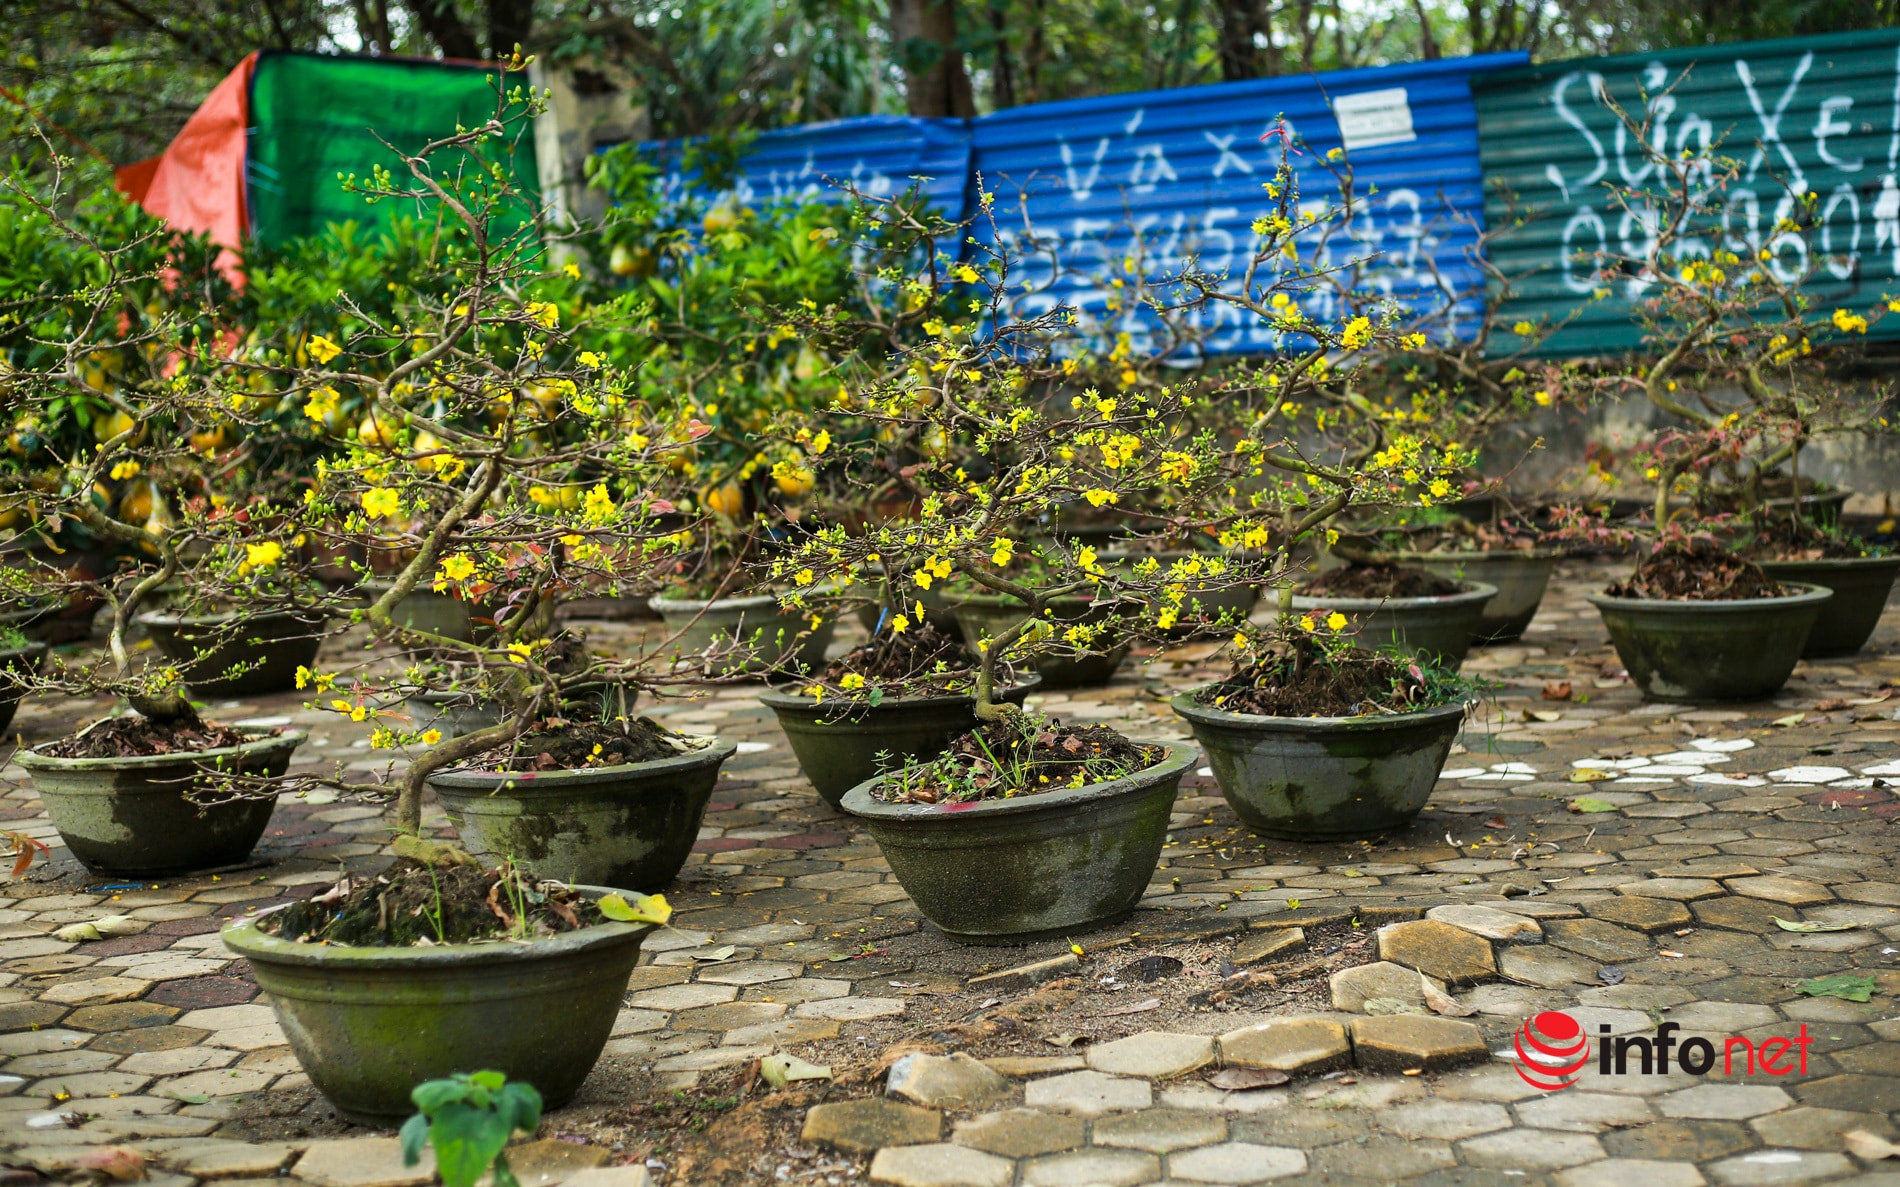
[428,736,738,792]
[136,609,328,628]
[1756,555,1899,570]
[649,593,787,614]
[1585,582,1832,614]
[221,885,652,971]
[1170,688,1469,732]
[756,675,1041,712]
[1,642,49,663]
[952,593,1122,612]
[1289,581,1497,611]
[837,741,1195,824]
[1395,549,1564,562]
[16,729,306,772]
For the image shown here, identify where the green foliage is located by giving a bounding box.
[399,1071,542,1187]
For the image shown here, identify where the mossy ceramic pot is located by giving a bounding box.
[222,887,650,1125]
[1586,582,1830,702]
[137,609,328,696]
[649,593,835,676]
[1755,556,1899,657]
[1288,582,1496,666]
[840,743,1194,944]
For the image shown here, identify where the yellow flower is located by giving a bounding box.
[562,262,582,279]
[1533,389,1553,407]
[1429,478,1451,498]
[1512,321,1535,336]
[370,728,395,749]
[1340,316,1372,349]
[810,430,831,455]
[582,482,616,523]
[890,615,910,634]
[1299,615,1316,631]
[349,704,369,722]
[243,541,284,571]
[109,460,140,480]
[1326,611,1348,631]
[307,335,342,364]
[525,301,559,328]
[421,729,443,745]
[1833,308,1869,334]
[507,642,536,664]
[1402,332,1427,349]
[360,488,400,519]
[952,265,981,284]
[578,351,603,368]
[1084,488,1119,507]
[990,537,1015,567]
[840,673,866,691]
[304,386,340,424]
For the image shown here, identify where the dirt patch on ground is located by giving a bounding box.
[1604,545,1785,600]
[1195,636,1446,717]
[40,713,259,759]
[1300,564,1460,599]
[264,860,608,946]
[873,719,1160,804]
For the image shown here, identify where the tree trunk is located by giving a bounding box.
[406,0,482,60]
[487,0,534,59]
[1216,0,1268,81]
[987,0,1015,109]
[890,0,976,119]
[1410,0,1440,57]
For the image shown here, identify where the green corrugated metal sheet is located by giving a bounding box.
[246,51,540,247]
[1475,30,1900,356]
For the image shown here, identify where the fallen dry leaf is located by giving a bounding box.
[1093,997,1162,1018]
[72,1147,145,1181]
[1567,769,1615,783]
[1846,1130,1900,1160]
[1419,971,1478,1017]
[1521,709,1564,723]
[1813,698,1855,712]
[1541,680,1573,701]
[1772,713,1807,727]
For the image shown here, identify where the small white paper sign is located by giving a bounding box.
[1333,88,1416,152]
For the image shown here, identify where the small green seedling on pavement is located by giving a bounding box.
[400,1071,542,1187]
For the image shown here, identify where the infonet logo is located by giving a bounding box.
[1514,1011,1816,1091]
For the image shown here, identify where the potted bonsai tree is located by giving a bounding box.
[0,151,311,877]
[205,73,711,1123]
[1556,103,1890,697]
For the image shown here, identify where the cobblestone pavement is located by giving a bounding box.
[7,559,1900,1186]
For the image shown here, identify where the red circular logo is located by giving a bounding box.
[1514,1011,1589,1091]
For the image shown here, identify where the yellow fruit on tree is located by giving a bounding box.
[118,478,157,524]
[189,424,229,454]
[775,467,815,497]
[703,481,746,518]
[94,409,137,442]
[357,413,398,448]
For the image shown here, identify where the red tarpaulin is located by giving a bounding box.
[114,53,256,282]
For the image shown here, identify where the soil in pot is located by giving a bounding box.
[1591,546,1827,702]
[1172,636,1468,840]
[235,860,652,1123]
[841,715,1189,943]
[759,622,1032,807]
[138,608,328,696]
[1292,565,1494,665]
[429,716,735,890]
[21,712,303,875]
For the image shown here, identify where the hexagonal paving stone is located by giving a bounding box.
[1019,1147,1157,1187]
[1544,919,1652,963]
[1380,1099,1512,1140]
[1329,961,1446,1012]
[1022,1070,1151,1116]
[1554,1159,1707,1187]
[1724,877,1833,906]
[1091,1107,1226,1152]
[1347,1015,1488,1073]
[867,1143,1013,1187]
[1703,1150,1854,1186]
[294,1138,434,1187]
[1585,896,1694,934]
[1425,904,1543,944]
[1376,920,1497,985]
[1656,1084,1793,1120]
[1459,1129,1607,1171]
[1621,878,1726,901]
[1217,1016,1350,1075]
[1167,1141,1307,1183]
[1690,897,1787,935]
[802,1098,941,1154]
[1515,1092,1657,1133]
[887,1053,1010,1110]
[1305,1135,1457,1179]
[1500,945,1600,988]
[1749,1105,1896,1149]
[951,1108,1085,1158]
[1085,1031,1215,1079]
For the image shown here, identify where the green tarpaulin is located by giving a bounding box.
[246,51,540,247]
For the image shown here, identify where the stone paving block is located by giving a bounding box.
[1544,919,1652,963]
[1305,1135,1456,1179]
[1749,1104,1896,1149]
[981,1055,1084,1077]
[38,976,149,1005]
[721,1017,839,1047]
[1019,1147,1157,1186]
[802,1097,941,1154]
[867,1142,1013,1187]
[1425,904,1543,944]
[1376,919,1497,984]
[1459,1129,1608,1171]
[1218,1017,1350,1075]
[1166,1141,1307,1183]
[1724,877,1833,906]
[793,996,906,1020]
[557,1169,652,1187]
[1614,878,1723,902]
[1554,1159,1707,1187]
[1500,945,1599,988]
[1690,896,1788,935]
[1328,961,1445,1012]
[1347,1015,1488,1073]
[1086,1031,1214,1079]
[1231,928,1305,964]
[887,1053,1010,1110]
[1380,1099,1512,1141]
[951,1108,1085,1158]
[1091,1107,1226,1152]
[1585,896,1694,933]
[294,1138,434,1187]
[489,1140,608,1187]
[624,983,736,1010]
[1515,1092,1657,1133]
[1657,1084,1793,1120]
[1022,1069,1151,1116]
[1703,1150,1854,1185]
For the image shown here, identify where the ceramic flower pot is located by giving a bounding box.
[1586,583,1830,702]
[839,743,1194,944]
[427,738,738,890]
[1289,582,1496,666]
[222,891,650,1125]
[1097,550,1262,639]
[758,678,1039,808]
[1755,556,1900,657]
[137,610,328,696]
[649,594,835,676]
[1401,551,1560,644]
[1172,691,1465,840]
[18,730,305,875]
